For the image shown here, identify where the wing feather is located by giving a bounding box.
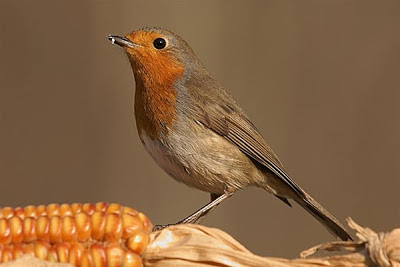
[184,79,352,240]
[197,103,305,197]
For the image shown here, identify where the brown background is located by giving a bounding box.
[1,0,400,258]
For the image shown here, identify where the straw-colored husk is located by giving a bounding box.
[143,218,399,267]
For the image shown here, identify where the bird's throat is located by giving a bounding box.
[127,49,184,138]
[133,67,183,139]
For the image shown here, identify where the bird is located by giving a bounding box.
[107,27,352,241]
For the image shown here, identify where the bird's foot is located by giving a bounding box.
[152,218,196,232]
[152,224,174,232]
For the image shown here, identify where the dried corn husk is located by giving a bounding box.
[143,218,400,267]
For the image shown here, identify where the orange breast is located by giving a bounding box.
[130,48,185,139]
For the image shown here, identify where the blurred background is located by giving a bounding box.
[1,0,400,258]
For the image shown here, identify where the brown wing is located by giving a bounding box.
[197,102,305,198]
[184,76,352,240]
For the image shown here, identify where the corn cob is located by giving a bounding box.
[0,203,151,230]
[0,241,143,266]
[0,203,152,266]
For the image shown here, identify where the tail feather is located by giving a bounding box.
[293,193,352,241]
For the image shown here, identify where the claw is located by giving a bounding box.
[152,224,172,232]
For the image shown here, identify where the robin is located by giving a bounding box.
[107,27,352,240]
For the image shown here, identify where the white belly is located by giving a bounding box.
[138,130,198,189]
[138,121,264,195]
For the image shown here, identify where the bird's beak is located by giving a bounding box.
[107,34,138,48]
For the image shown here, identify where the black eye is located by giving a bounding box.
[153,38,166,49]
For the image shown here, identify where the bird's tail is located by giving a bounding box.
[293,192,352,241]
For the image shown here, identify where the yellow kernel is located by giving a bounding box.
[106,243,124,267]
[0,219,11,245]
[36,216,50,242]
[95,202,108,212]
[49,216,62,243]
[104,213,122,242]
[9,216,23,243]
[36,205,47,217]
[122,207,138,217]
[1,246,13,262]
[75,212,91,242]
[47,246,58,262]
[122,214,143,239]
[82,203,95,215]
[46,204,60,217]
[71,203,82,215]
[69,242,84,266]
[126,232,149,255]
[59,204,73,217]
[106,203,122,214]
[123,251,143,267]
[61,216,78,242]
[80,249,93,267]
[34,240,50,260]
[23,217,36,242]
[24,205,36,218]
[0,207,14,220]
[55,242,71,263]
[14,207,25,220]
[91,212,106,241]
[90,243,106,267]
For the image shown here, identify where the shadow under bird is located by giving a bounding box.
[107,27,352,241]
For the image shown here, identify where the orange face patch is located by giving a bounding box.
[124,30,185,138]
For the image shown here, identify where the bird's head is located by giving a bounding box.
[108,27,204,85]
